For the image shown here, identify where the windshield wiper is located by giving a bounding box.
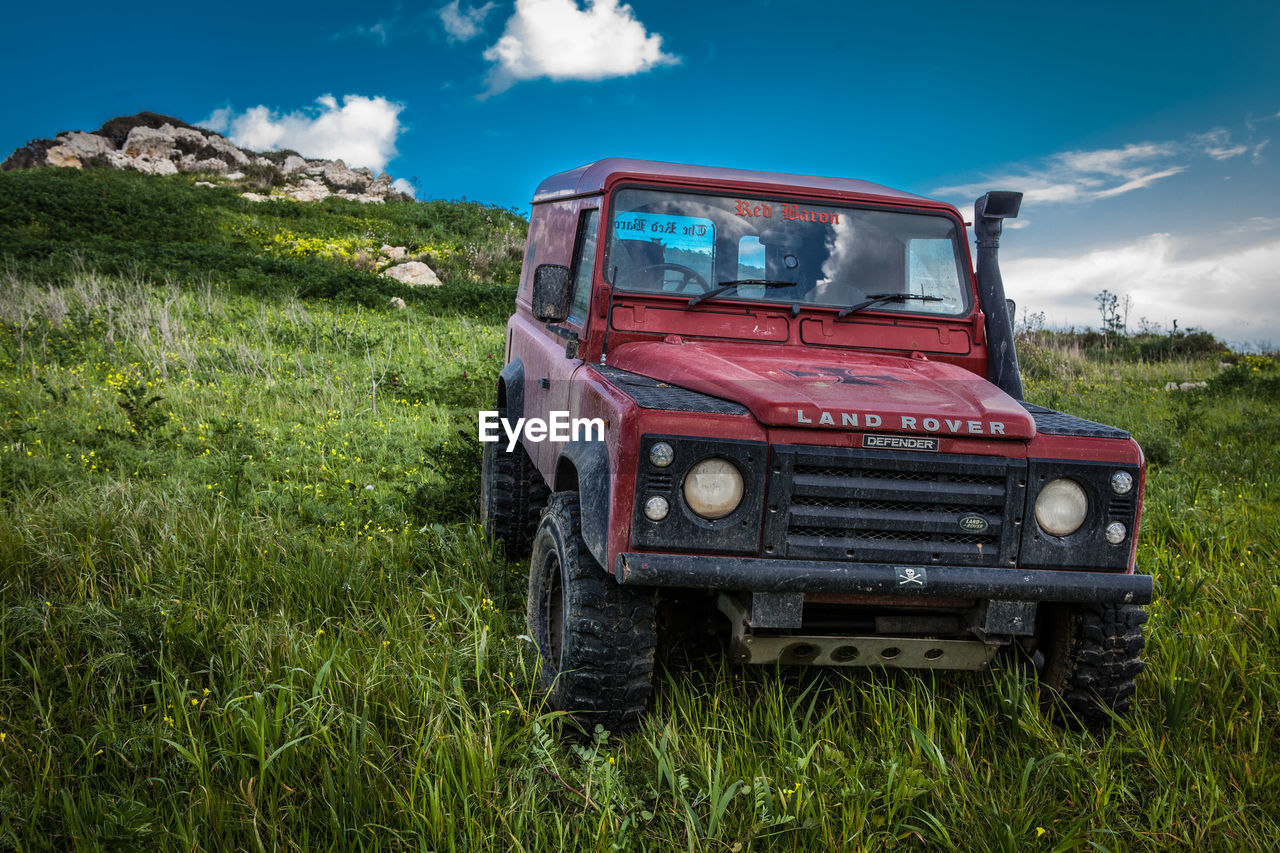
[688,279,796,308]
[836,292,943,319]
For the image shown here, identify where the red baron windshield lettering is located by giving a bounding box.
[796,408,1006,436]
[735,200,772,218]
[781,204,839,224]
[734,200,840,225]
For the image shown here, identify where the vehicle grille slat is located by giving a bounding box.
[789,506,1003,537]
[765,446,1025,568]
[792,475,1005,504]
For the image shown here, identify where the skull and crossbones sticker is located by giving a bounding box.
[895,566,927,587]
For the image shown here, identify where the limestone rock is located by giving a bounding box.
[45,145,83,168]
[187,158,229,173]
[119,127,180,175]
[5,112,413,207]
[56,131,116,159]
[323,159,368,189]
[389,296,407,310]
[163,124,209,144]
[381,245,408,261]
[122,126,176,160]
[380,261,442,287]
[286,179,330,202]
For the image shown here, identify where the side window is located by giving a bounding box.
[568,209,599,324]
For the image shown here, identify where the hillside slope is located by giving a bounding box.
[0,166,527,318]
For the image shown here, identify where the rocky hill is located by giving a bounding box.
[2,111,409,205]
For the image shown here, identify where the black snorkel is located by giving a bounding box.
[973,191,1024,400]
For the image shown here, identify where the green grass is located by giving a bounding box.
[0,169,1277,850]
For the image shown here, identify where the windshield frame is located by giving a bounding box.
[601,183,974,319]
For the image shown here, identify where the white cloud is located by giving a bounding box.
[392,177,417,198]
[212,95,405,172]
[936,129,1264,207]
[482,0,678,94]
[936,142,1188,206]
[440,1,496,42]
[1194,128,1248,160]
[1003,234,1280,347]
[199,107,232,134]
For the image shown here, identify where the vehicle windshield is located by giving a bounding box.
[605,187,969,316]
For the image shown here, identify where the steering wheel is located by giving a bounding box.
[636,263,711,293]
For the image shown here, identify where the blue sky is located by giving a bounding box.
[4,0,1279,346]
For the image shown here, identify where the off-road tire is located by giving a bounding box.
[1039,602,1147,728]
[527,493,656,732]
[480,439,548,560]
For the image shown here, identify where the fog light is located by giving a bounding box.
[1105,521,1127,544]
[649,442,675,468]
[643,495,669,521]
[1111,471,1134,495]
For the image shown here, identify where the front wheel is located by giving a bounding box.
[527,493,656,732]
[1038,602,1147,728]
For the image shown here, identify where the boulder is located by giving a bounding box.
[45,145,83,168]
[286,179,330,202]
[389,296,407,310]
[55,131,116,158]
[128,155,179,175]
[190,132,250,166]
[381,245,408,261]
[323,159,369,189]
[162,124,210,145]
[120,126,180,175]
[186,157,229,173]
[281,154,308,174]
[380,261,442,287]
[122,126,177,160]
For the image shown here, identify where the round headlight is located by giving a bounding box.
[1111,471,1133,495]
[649,442,675,468]
[682,457,744,519]
[1035,478,1088,536]
[1105,521,1127,544]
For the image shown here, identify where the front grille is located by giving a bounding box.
[763,446,1026,567]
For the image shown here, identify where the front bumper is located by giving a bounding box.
[614,553,1152,606]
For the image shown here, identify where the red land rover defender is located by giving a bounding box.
[481,159,1151,732]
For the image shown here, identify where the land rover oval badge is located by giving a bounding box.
[958,514,989,533]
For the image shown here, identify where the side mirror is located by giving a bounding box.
[533,264,572,322]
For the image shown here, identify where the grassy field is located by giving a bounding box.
[1,169,1278,851]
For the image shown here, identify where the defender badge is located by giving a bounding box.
[958,514,989,533]
[895,566,927,587]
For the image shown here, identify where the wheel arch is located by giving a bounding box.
[555,440,610,569]
[498,358,524,419]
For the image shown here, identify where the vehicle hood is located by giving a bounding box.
[606,340,1034,439]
